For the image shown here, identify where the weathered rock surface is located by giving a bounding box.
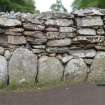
[8,36,26,45]
[76,16,103,27]
[27,37,47,45]
[45,27,58,32]
[95,46,105,51]
[36,12,73,19]
[4,50,11,60]
[60,27,76,32]
[0,18,21,27]
[46,47,69,53]
[24,31,45,39]
[45,19,73,26]
[0,56,7,86]
[32,49,45,54]
[46,32,59,39]
[9,48,37,85]
[77,28,96,35]
[57,55,73,63]
[85,49,96,58]
[73,36,104,43]
[23,23,45,31]
[73,8,104,16]
[38,56,64,83]
[0,47,4,55]
[64,58,88,82]
[69,49,96,58]
[47,38,72,47]
[97,28,105,35]
[84,58,93,65]
[88,52,105,82]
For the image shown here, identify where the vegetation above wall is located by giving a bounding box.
[72,0,105,10]
[0,0,36,13]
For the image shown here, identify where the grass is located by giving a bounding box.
[95,79,105,86]
[0,80,86,93]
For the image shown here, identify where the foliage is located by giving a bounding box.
[50,0,67,12]
[72,0,105,10]
[0,0,36,13]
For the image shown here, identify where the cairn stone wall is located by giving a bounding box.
[0,8,105,86]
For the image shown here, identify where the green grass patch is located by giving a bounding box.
[0,80,88,93]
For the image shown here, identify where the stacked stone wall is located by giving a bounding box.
[0,8,105,86]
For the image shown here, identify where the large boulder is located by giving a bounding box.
[64,58,88,82]
[9,48,37,85]
[0,56,7,86]
[38,56,64,83]
[88,52,105,83]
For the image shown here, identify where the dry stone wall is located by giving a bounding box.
[0,8,105,86]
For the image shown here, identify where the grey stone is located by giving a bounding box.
[46,32,76,39]
[69,49,96,58]
[64,58,88,82]
[32,45,45,49]
[45,27,58,32]
[32,49,45,54]
[27,37,47,45]
[60,33,76,38]
[73,36,104,43]
[0,35,8,46]
[24,31,46,39]
[46,47,69,54]
[46,32,59,40]
[0,56,7,86]
[77,28,96,35]
[73,8,104,16]
[5,28,23,35]
[0,18,21,27]
[0,28,5,34]
[5,32,22,36]
[57,55,73,63]
[95,46,105,51]
[0,47,4,55]
[84,59,93,65]
[38,56,64,83]
[76,16,103,27]
[9,48,37,85]
[60,27,76,32]
[36,12,73,19]
[26,18,44,24]
[45,19,73,26]
[4,50,11,60]
[97,28,105,35]
[85,49,96,58]
[8,36,26,45]
[69,50,85,58]
[5,28,24,33]
[23,23,45,31]
[88,52,105,82]
[47,38,72,47]
[5,28,24,35]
